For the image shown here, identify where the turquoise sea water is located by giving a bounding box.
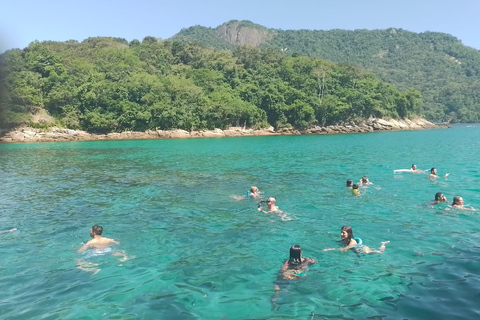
[1,124,479,319]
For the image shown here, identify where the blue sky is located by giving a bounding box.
[1,0,479,52]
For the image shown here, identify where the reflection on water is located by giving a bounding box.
[0,126,479,319]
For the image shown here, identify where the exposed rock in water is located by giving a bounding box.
[0,118,449,143]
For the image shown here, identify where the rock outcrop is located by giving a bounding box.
[0,118,449,143]
[215,21,271,46]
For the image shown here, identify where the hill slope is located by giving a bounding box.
[171,20,480,122]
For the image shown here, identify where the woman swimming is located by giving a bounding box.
[278,244,317,280]
[231,186,260,200]
[324,226,389,254]
[452,196,476,211]
[271,245,316,308]
[351,184,360,196]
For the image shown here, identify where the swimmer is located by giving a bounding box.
[76,225,119,253]
[410,164,427,173]
[358,176,373,185]
[271,244,316,309]
[0,228,17,233]
[231,186,260,200]
[393,164,426,174]
[346,179,353,188]
[324,226,389,254]
[351,184,360,196]
[452,196,476,211]
[428,168,449,178]
[430,192,447,205]
[277,244,317,281]
[257,197,292,221]
[257,197,279,213]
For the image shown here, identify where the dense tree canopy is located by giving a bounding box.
[0,37,422,132]
[171,21,480,123]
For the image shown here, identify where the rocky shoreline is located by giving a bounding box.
[0,118,448,143]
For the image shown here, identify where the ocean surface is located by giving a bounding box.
[1,124,479,320]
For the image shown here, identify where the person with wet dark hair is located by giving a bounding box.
[271,245,316,308]
[76,225,119,253]
[281,245,317,275]
[428,168,449,178]
[430,192,447,205]
[324,226,389,254]
[351,184,360,196]
[274,245,316,285]
[346,179,353,188]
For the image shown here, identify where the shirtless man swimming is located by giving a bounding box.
[428,168,449,179]
[76,225,119,253]
[257,197,292,221]
[257,197,279,213]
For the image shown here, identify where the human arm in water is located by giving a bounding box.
[76,240,94,253]
[302,257,317,264]
[324,239,358,252]
[453,205,476,211]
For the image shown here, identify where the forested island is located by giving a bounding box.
[1,20,477,140]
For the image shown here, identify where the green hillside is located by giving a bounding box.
[0,37,420,132]
[171,20,480,123]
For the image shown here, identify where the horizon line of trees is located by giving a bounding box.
[0,37,423,133]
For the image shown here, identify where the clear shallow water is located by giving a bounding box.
[1,124,479,319]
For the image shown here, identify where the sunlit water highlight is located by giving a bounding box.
[1,124,479,319]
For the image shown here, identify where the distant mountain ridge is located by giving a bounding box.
[170,20,272,50]
[171,20,480,122]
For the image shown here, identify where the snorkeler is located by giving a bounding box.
[324,226,389,254]
[346,179,353,188]
[452,196,476,211]
[428,168,449,178]
[430,192,447,205]
[257,197,280,213]
[257,197,292,221]
[231,186,260,200]
[358,176,373,185]
[351,184,360,196]
[76,225,120,253]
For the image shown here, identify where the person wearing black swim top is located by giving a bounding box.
[324,226,389,254]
